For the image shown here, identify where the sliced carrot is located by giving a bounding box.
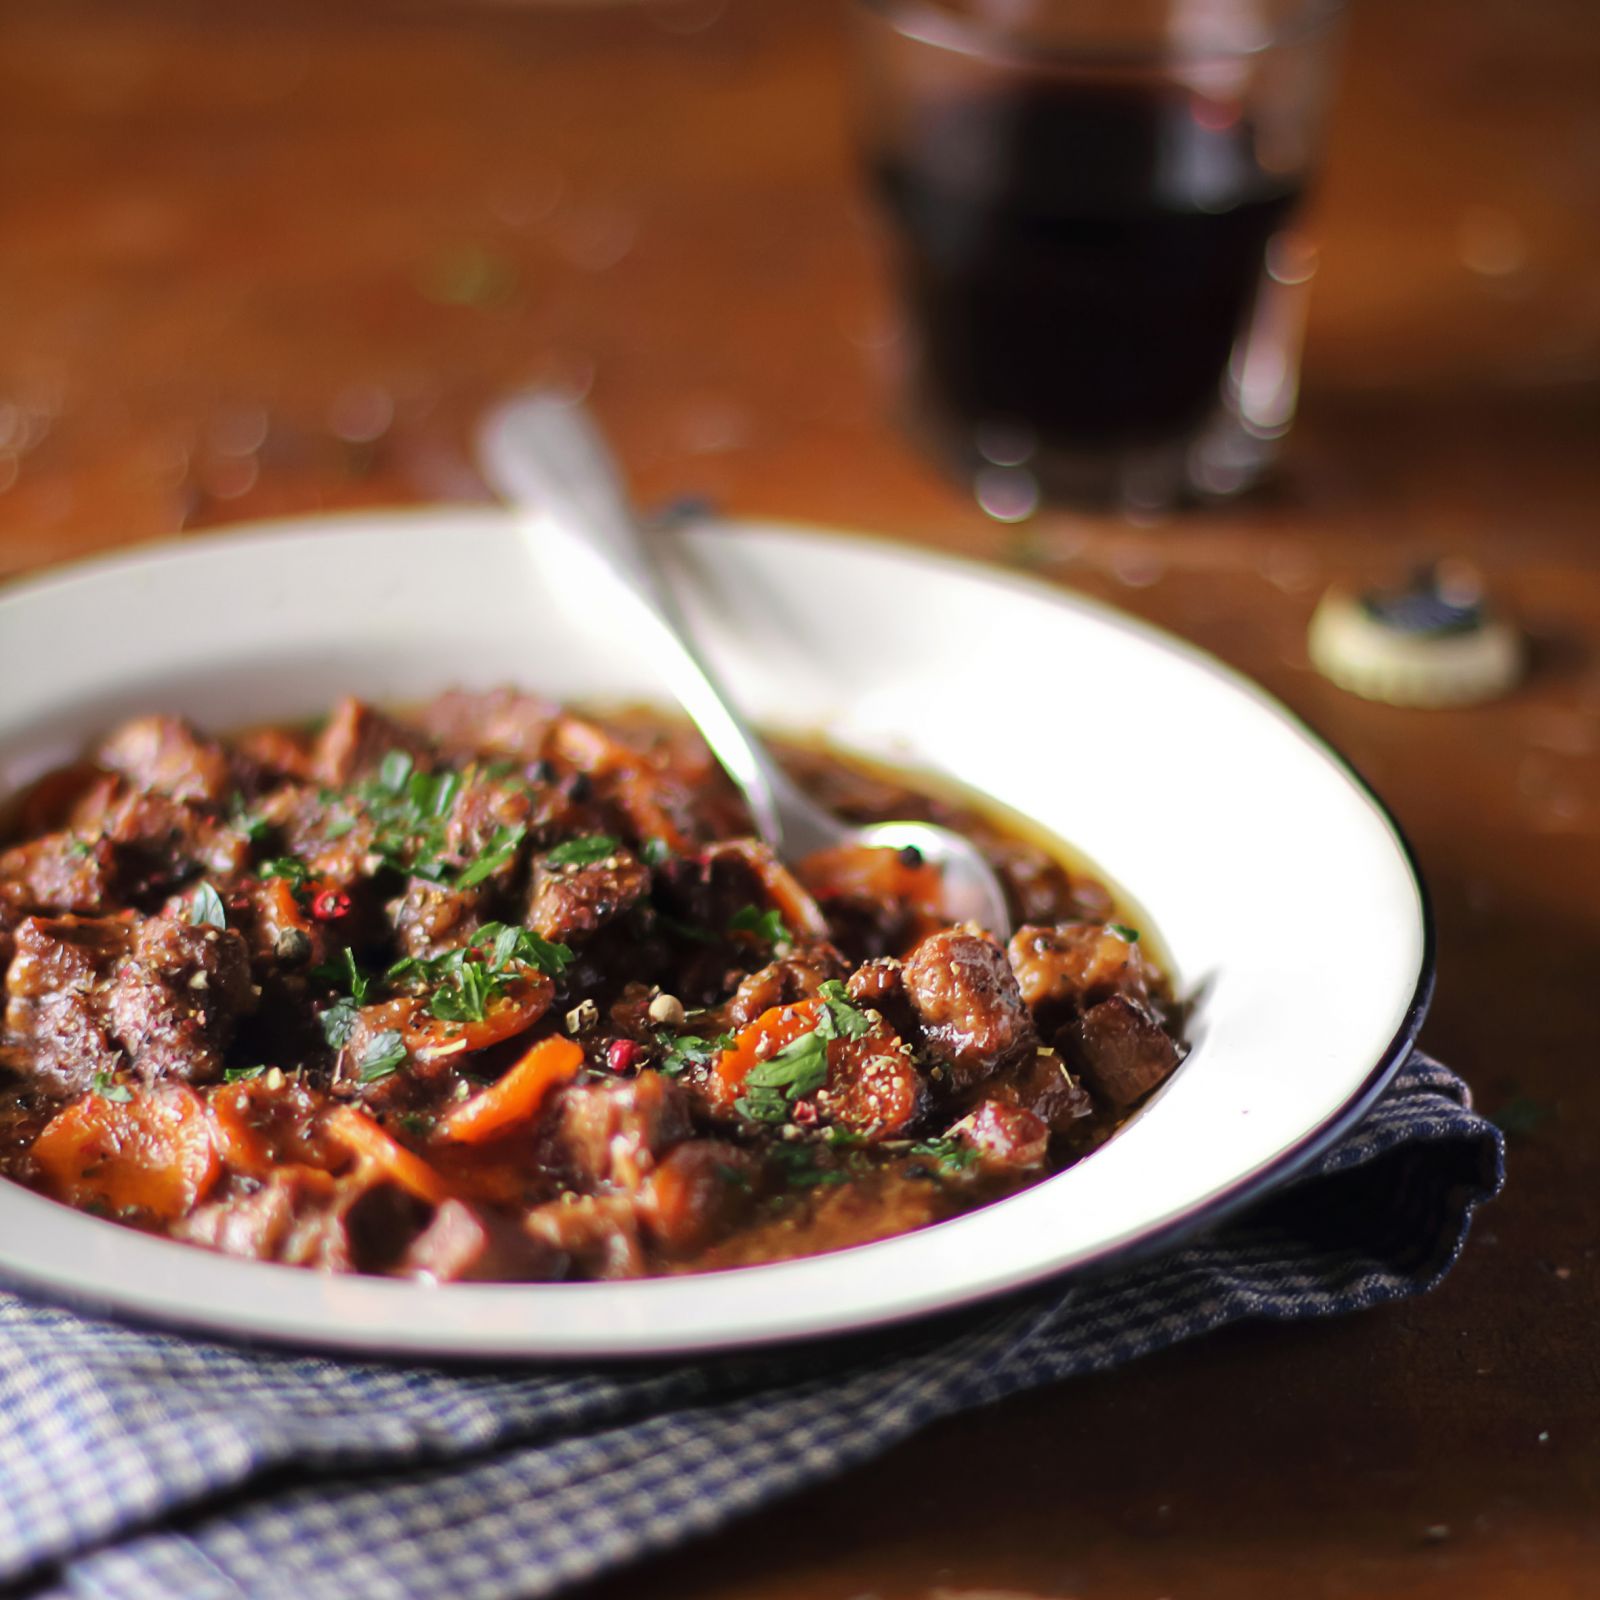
[403,972,555,1062]
[436,1035,584,1144]
[323,1104,453,1205]
[207,1079,342,1193]
[709,999,826,1109]
[33,1085,219,1220]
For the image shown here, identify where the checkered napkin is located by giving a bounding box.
[1,1051,1502,1600]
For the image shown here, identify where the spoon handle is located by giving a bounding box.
[477,394,835,858]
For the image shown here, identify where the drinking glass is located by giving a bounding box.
[854,0,1344,515]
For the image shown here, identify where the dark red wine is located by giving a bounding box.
[873,86,1302,468]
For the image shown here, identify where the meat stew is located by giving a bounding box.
[0,692,1185,1282]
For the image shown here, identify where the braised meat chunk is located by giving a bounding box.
[0,693,1185,1281]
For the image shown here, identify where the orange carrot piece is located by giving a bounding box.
[709,999,825,1109]
[32,1085,219,1220]
[323,1104,453,1205]
[436,1035,584,1144]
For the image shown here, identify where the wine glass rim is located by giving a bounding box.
[857,0,1345,68]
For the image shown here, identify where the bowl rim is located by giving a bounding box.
[0,507,1433,1357]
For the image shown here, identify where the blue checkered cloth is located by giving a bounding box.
[1,1050,1501,1600]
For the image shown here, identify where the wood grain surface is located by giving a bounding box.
[1,1,1596,1595]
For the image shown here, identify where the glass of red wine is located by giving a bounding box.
[854,0,1344,515]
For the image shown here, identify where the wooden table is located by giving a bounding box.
[3,2,1596,1594]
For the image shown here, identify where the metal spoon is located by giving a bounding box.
[476,392,1013,937]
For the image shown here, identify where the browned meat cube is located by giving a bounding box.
[527,846,650,944]
[96,716,232,806]
[99,789,252,901]
[523,1193,648,1279]
[639,1140,758,1256]
[2,914,132,1092]
[902,926,1036,1092]
[178,1172,430,1273]
[0,832,118,916]
[545,1072,692,1194]
[388,882,488,961]
[957,1099,1050,1169]
[1063,995,1181,1110]
[400,1198,569,1283]
[1007,922,1157,1024]
[987,1046,1093,1135]
[414,688,560,763]
[104,916,256,1085]
[310,697,434,787]
[726,950,847,1028]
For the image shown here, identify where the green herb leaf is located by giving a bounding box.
[909,1135,979,1173]
[314,946,371,1003]
[817,979,872,1040]
[89,1070,134,1103]
[357,1029,408,1083]
[653,1031,733,1077]
[639,837,672,867]
[260,856,311,887]
[223,1064,269,1084]
[545,834,619,868]
[733,1087,792,1124]
[319,996,361,1050]
[429,961,495,1024]
[228,792,272,843]
[1107,922,1141,943]
[456,823,527,888]
[377,750,414,794]
[189,881,227,930]
[742,1028,829,1101]
[66,838,94,860]
[728,904,790,947]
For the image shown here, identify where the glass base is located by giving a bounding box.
[912,403,1284,521]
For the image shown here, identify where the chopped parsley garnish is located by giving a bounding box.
[355,754,478,884]
[260,855,312,887]
[728,904,790,947]
[456,822,527,888]
[383,921,571,1028]
[319,998,361,1050]
[223,1065,269,1083]
[376,750,414,794]
[314,946,372,1003]
[1108,922,1141,943]
[89,1071,133,1103]
[189,881,226,930]
[639,836,672,866]
[66,838,94,860]
[735,1027,830,1122]
[817,979,871,1040]
[545,834,619,868]
[356,1030,408,1083]
[228,793,271,843]
[428,960,496,1024]
[908,1136,979,1173]
[653,1031,733,1077]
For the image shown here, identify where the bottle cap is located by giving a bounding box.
[1308,562,1522,707]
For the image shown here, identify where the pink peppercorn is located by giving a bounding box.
[311,889,352,922]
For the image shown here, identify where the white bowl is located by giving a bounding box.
[0,510,1430,1357]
